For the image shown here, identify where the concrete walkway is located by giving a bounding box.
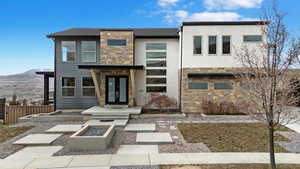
[1,153,300,169]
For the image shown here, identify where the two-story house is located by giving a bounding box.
[46,21,265,113]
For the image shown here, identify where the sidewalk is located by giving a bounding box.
[1,152,300,169]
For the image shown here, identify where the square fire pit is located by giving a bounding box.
[67,125,115,151]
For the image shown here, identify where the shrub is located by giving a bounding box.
[145,93,177,110]
[201,99,245,115]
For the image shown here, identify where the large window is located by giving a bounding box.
[145,43,167,93]
[62,77,75,96]
[82,77,95,97]
[208,36,217,54]
[107,39,126,46]
[214,82,233,90]
[189,82,208,90]
[243,35,262,42]
[81,41,96,62]
[193,36,202,55]
[222,36,231,54]
[62,41,76,62]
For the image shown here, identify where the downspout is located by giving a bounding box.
[53,38,57,111]
[179,25,183,112]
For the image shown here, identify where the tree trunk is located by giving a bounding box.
[268,125,277,169]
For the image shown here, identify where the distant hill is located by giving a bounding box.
[0,69,54,102]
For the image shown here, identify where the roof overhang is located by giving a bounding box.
[188,73,236,79]
[36,71,54,77]
[78,65,144,70]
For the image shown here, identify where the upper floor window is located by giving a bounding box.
[82,77,95,97]
[193,36,202,55]
[222,36,231,54]
[62,77,75,96]
[146,43,167,50]
[107,39,126,46]
[81,41,97,62]
[243,35,262,42]
[62,41,76,62]
[208,36,217,54]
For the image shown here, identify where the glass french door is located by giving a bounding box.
[106,76,128,104]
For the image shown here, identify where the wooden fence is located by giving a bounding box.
[4,105,54,124]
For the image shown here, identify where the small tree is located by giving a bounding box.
[235,1,300,168]
[9,93,20,105]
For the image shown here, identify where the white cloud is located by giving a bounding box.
[175,10,189,20]
[158,0,179,7]
[188,12,242,21]
[204,0,263,10]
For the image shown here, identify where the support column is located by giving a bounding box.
[130,69,136,106]
[43,75,49,105]
[90,69,101,105]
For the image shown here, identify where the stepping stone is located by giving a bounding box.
[13,134,62,145]
[117,145,158,154]
[6,146,63,160]
[46,125,83,133]
[136,132,173,144]
[84,119,128,127]
[124,124,156,132]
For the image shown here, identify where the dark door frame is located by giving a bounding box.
[105,75,129,105]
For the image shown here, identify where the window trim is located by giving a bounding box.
[81,76,96,98]
[188,81,209,91]
[61,40,76,63]
[243,35,263,42]
[222,35,231,55]
[214,81,234,90]
[80,41,97,63]
[61,76,76,98]
[193,36,203,56]
[208,35,218,55]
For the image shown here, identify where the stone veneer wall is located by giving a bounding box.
[99,70,134,106]
[181,68,245,113]
[100,31,134,65]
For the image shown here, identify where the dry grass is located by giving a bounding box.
[0,124,33,143]
[161,164,300,169]
[177,123,290,152]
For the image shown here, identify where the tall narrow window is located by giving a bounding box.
[145,43,167,93]
[62,41,76,62]
[82,77,95,96]
[62,77,75,96]
[208,36,217,54]
[193,36,202,54]
[81,41,96,62]
[222,36,231,54]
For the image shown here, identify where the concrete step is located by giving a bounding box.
[91,112,130,116]
[91,115,129,120]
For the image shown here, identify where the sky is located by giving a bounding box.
[0,0,299,75]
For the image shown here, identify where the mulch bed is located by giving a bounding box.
[177,123,291,152]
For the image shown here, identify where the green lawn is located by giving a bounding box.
[0,124,33,143]
[177,123,290,152]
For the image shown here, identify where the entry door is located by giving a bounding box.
[106,76,128,104]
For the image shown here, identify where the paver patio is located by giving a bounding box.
[117,145,158,154]
[136,132,173,143]
[124,124,156,132]
[6,146,63,160]
[68,155,112,167]
[46,125,83,133]
[13,134,62,145]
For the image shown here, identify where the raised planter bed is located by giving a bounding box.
[67,124,115,151]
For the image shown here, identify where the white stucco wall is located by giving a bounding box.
[182,25,264,68]
[134,38,180,106]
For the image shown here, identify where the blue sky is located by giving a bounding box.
[0,0,299,75]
